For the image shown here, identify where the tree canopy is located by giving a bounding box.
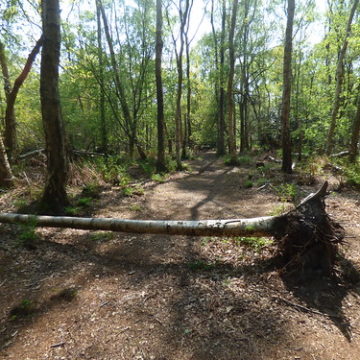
[0,0,359,185]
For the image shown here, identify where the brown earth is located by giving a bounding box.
[1,152,360,360]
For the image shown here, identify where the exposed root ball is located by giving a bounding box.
[273,182,344,276]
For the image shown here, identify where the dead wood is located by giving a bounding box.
[271,181,344,275]
[323,162,343,174]
[0,182,344,275]
[19,149,45,160]
[331,150,350,158]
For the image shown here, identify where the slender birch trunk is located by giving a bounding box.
[155,0,167,172]
[326,0,359,155]
[227,0,239,162]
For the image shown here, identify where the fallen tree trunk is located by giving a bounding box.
[0,182,344,274]
[18,148,45,160]
[0,213,275,237]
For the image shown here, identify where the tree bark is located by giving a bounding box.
[217,0,227,156]
[0,136,15,187]
[98,0,134,158]
[155,0,167,172]
[1,37,43,163]
[40,0,69,214]
[184,32,192,157]
[227,0,239,162]
[239,0,253,153]
[326,0,359,155]
[349,91,360,163]
[281,0,295,174]
[95,0,108,156]
[173,0,191,169]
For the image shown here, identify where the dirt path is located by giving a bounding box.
[1,152,360,360]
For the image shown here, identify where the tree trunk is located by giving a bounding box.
[349,91,360,163]
[0,43,15,186]
[281,0,295,174]
[40,0,69,214]
[0,182,344,275]
[95,0,108,156]
[326,0,359,155]
[155,0,167,172]
[1,37,43,163]
[98,0,134,158]
[211,0,226,157]
[239,0,251,153]
[183,33,191,157]
[0,136,15,187]
[173,0,191,169]
[227,0,239,162]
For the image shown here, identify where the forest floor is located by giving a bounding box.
[1,151,360,360]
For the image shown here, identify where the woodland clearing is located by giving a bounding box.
[1,152,360,360]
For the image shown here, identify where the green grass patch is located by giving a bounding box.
[129,204,142,212]
[187,260,216,271]
[268,203,293,216]
[243,180,253,188]
[233,236,273,251]
[255,177,269,187]
[344,163,360,187]
[10,299,36,319]
[82,183,102,198]
[151,173,167,183]
[89,231,114,242]
[16,217,38,249]
[13,198,29,209]
[77,196,93,207]
[224,154,253,166]
[65,206,81,216]
[122,185,145,197]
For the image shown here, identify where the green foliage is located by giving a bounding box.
[223,155,240,166]
[255,177,269,187]
[166,157,178,172]
[94,157,132,185]
[64,206,81,216]
[89,231,114,242]
[151,173,166,183]
[129,204,142,212]
[16,218,38,248]
[276,183,298,203]
[10,299,35,319]
[77,196,92,207]
[51,287,78,302]
[187,260,216,271]
[139,158,157,176]
[233,236,273,251]
[343,163,360,187]
[237,155,253,165]
[13,198,29,209]
[268,203,293,216]
[243,180,253,188]
[122,185,144,197]
[82,183,102,198]
[224,154,253,166]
